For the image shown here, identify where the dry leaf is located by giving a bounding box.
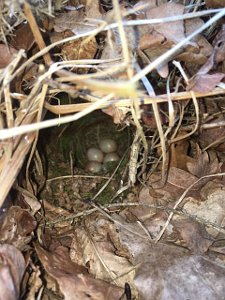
[137,2,185,77]
[187,40,225,92]
[167,167,198,190]
[11,24,34,51]
[135,243,225,300]
[170,140,195,171]
[70,217,135,288]
[188,72,225,93]
[138,2,212,77]
[62,36,97,61]
[146,3,185,44]
[172,218,213,253]
[0,44,18,69]
[186,151,222,178]
[102,105,129,124]
[205,0,225,8]
[0,244,25,300]
[183,181,225,237]
[53,2,102,34]
[212,24,225,63]
[0,206,37,250]
[36,244,123,300]
[93,213,225,299]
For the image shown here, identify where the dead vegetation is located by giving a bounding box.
[1,0,225,299]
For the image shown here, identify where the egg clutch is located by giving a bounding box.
[85,139,120,173]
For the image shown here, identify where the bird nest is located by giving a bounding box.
[58,111,131,170]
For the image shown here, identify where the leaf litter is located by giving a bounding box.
[1,0,225,299]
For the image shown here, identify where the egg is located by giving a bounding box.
[86,161,102,173]
[99,139,117,153]
[103,152,120,163]
[87,148,104,162]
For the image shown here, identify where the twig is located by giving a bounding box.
[23,2,52,65]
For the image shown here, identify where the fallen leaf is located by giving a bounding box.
[187,39,225,92]
[183,181,225,237]
[146,3,185,44]
[53,2,102,35]
[186,150,222,178]
[172,218,213,253]
[62,35,97,61]
[102,105,129,124]
[70,216,135,288]
[0,244,25,300]
[167,167,199,190]
[96,213,225,300]
[212,24,225,64]
[139,3,212,77]
[36,244,123,300]
[170,140,195,171]
[187,72,225,93]
[137,2,185,77]
[135,244,225,300]
[0,44,18,69]
[10,24,34,51]
[205,0,225,8]
[0,206,37,250]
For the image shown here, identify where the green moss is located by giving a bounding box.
[95,184,115,205]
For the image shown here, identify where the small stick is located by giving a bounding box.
[23,2,52,65]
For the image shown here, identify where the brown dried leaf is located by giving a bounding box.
[172,218,213,253]
[0,44,18,69]
[11,24,34,51]
[139,3,212,76]
[62,36,97,61]
[70,217,135,288]
[0,206,37,250]
[176,51,208,65]
[0,244,25,300]
[137,2,185,77]
[187,36,225,93]
[22,194,41,216]
[212,25,225,63]
[170,140,195,171]
[146,3,185,44]
[135,243,225,300]
[183,18,212,62]
[139,30,165,50]
[167,167,198,190]
[148,172,186,200]
[54,2,102,34]
[142,40,171,77]
[184,181,225,237]
[36,244,123,300]
[102,105,129,124]
[186,151,222,178]
[187,72,225,93]
[205,0,225,8]
[98,213,225,299]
